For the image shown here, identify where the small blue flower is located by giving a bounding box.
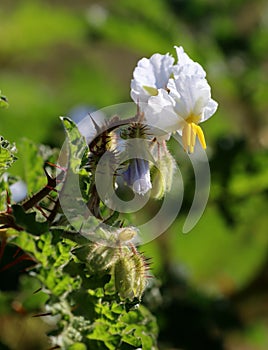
[123,158,152,196]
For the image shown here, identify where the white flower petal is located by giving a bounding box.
[202,98,218,122]
[131,53,174,103]
[144,89,182,134]
[173,46,206,78]
[168,74,212,121]
[175,46,193,65]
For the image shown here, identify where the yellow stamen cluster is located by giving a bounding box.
[182,115,206,153]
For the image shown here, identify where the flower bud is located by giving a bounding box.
[72,244,118,274]
[117,227,137,243]
[114,254,135,300]
[151,149,176,199]
[114,249,147,300]
[131,253,147,300]
[123,158,152,196]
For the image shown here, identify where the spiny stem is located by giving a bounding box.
[0,253,35,273]
[47,198,60,223]
[22,169,64,212]
[22,179,57,212]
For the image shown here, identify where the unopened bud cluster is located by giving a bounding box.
[72,228,149,300]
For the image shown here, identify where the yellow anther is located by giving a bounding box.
[182,120,206,153]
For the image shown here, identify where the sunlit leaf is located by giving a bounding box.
[0,136,17,175]
[60,117,89,175]
[18,139,47,193]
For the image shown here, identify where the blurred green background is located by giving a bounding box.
[1,0,268,349]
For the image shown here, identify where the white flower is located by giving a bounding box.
[130,46,206,106]
[130,53,174,104]
[145,74,218,153]
[131,46,218,153]
[169,74,218,153]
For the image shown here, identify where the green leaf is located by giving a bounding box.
[0,92,9,108]
[18,138,47,193]
[60,117,89,174]
[0,175,9,211]
[87,321,116,342]
[12,204,48,235]
[120,305,158,349]
[68,343,87,350]
[0,136,17,175]
[9,230,38,256]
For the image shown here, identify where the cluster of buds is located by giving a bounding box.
[72,227,149,300]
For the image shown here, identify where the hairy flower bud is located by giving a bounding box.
[114,255,135,300]
[131,252,147,299]
[72,243,118,274]
[151,149,176,199]
[114,249,147,300]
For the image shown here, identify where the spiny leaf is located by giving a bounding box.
[0,136,17,175]
[60,117,89,174]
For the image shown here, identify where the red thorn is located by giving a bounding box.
[6,190,12,214]
[130,244,138,255]
[46,186,58,192]
[0,238,7,262]
[13,247,22,258]
[46,161,67,172]
[6,189,11,205]
[34,205,49,218]
[0,253,35,272]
